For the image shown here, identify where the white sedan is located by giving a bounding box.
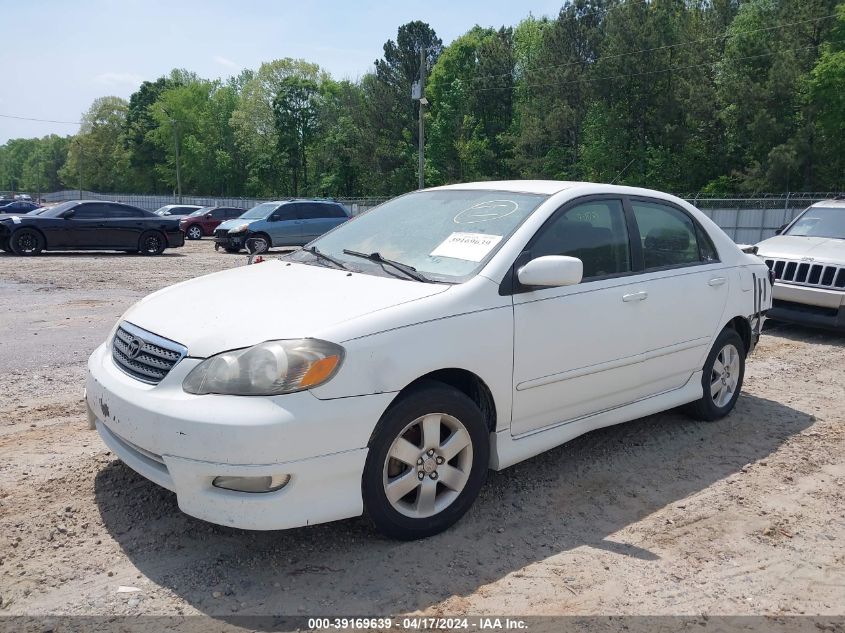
[86,181,772,539]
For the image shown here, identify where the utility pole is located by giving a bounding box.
[76,139,83,199]
[171,119,183,203]
[417,46,427,190]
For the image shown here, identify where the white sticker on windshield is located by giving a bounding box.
[430,232,503,262]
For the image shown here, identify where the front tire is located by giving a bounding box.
[685,327,746,421]
[185,224,203,240]
[362,381,489,540]
[10,228,44,255]
[139,231,166,256]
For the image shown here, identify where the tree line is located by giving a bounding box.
[2,0,843,199]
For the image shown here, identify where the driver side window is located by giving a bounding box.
[530,199,631,280]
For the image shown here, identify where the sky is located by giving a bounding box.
[0,0,562,143]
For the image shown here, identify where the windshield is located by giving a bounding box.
[293,189,548,282]
[239,202,279,220]
[189,207,214,217]
[39,202,79,218]
[786,207,845,239]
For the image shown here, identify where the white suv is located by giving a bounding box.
[756,199,845,330]
[86,181,772,540]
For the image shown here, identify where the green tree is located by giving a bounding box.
[59,96,132,192]
[230,58,327,196]
[272,76,321,195]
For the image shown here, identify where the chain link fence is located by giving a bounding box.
[36,189,844,242]
[40,191,391,216]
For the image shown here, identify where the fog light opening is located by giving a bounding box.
[212,474,290,493]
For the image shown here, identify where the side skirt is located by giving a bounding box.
[489,371,703,470]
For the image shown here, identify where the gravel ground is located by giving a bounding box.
[0,240,843,618]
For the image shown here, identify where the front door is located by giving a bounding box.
[511,197,656,436]
[267,204,301,246]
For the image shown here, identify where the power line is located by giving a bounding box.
[0,113,81,125]
[468,11,838,85]
[471,40,840,93]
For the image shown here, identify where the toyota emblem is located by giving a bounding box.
[126,337,143,359]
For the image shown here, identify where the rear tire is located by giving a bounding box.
[138,231,166,256]
[362,380,489,540]
[685,328,746,421]
[10,228,44,255]
[186,225,203,240]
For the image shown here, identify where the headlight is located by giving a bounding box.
[182,339,344,396]
[228,223,250,234]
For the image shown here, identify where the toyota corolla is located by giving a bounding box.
[86,181,772,539]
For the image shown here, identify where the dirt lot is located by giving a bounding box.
[1,241,844,618]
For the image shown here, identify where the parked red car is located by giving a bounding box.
[179,206,246,240]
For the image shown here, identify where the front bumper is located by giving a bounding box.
[768,283,845,331]
[214,232,246,250]
[86,342,394,530]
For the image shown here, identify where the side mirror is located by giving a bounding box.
[775,223,788,235]
[62,209,75,219]
[517,255,583,288]
[205,213,213,219]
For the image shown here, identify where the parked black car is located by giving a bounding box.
[0,200,185,256]
[0,200,41,214]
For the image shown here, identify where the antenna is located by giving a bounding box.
[610,158,635,185]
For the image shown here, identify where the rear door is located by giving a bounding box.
[624,197,729,381]
[298,202,347,242]
[108,204,148,248]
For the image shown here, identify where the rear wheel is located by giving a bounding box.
[186,225,203,240]
[139,231,166,256]
[362,381,489,540]
[685,327,746,421]
[10,228,44,255]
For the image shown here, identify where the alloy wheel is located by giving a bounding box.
[382,412,473,519]
[144,235,162,254]
[710,343,740,408]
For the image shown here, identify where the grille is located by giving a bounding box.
[111,322,187,385]
[764,258,845,290]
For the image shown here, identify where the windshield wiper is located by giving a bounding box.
[342,249,434,283]
[302,246,349,270]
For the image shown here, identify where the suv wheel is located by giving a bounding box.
[362,380,489,540]
[186,225,203,240]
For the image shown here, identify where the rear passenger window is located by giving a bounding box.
[297,204,329,220]
[227,209,243,219]
[73,204,109,219]
[531,199,631,280]
[631,201,703,269]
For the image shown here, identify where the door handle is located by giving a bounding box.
[622,291,648,302]
[708,277,726,287]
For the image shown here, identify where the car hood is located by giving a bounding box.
[756,235,845,264]
[217,218,259,231]
[121,260,450,357]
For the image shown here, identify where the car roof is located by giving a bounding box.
[428,180,584,195]
[810,199,845,209]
